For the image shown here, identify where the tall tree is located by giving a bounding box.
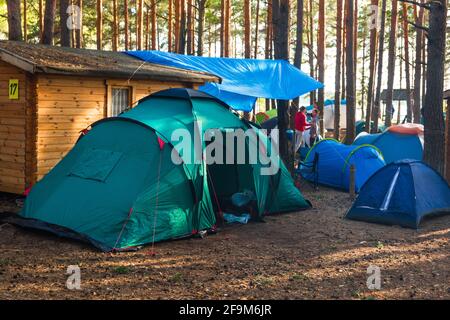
[175,0,180,52]
[244,0,251,58]
[384,0,398,127]
[178,0,187,53]
[402,2,412,122]
[39,0,43,40]
[317,0,325,134]
[23,0,27,41]
[197,0,206,56]
[221,0,231,57]
[42,0,56,45]
[308,0,315,105]
[186,0,193,54]
[96,0,102,49]
[423,0,447,175]
[151,0,157,50]
[60,0,71,47]
[254,0,261,58]
[112,0,118,51]
[75,0,83,48]
[272,0,291,164]
[413,1,425,123]
[293,0,303,72]
[137,0,144,50]
[7,0,22,41]
[124,0,129,50]
[344,0,356,144]
[265,0,273,59]
[334,0,343,140]
[168,0,173,51]
[372,0,387,132]
[365,0,379,132]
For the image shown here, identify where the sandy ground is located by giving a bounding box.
[0,187,449,300]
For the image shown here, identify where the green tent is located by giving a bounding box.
[18,89,310,251]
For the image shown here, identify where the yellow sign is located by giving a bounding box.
[9,79,19,100]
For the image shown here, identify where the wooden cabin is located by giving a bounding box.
[0,41,219,194]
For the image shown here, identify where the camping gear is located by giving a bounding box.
[126,51,323,112]
[255,109,277,125]
[346,160,450,228]
[354,123,423,163]
[15,88,310,251]
[223,213,251,224]
[300,139,385,192]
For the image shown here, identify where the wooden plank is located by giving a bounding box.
[0,153,25,163]
[0,140,26,148]
[0,167,24,178]
[0,117,25,126]
[0,147,25,156]
[38,107,103,116]
[36,100,104,109]
[37,122,94,130]
[37,114,102,124]
[0,132,25,140]
[0,184,24,194]
[37,144,75,152]
[37,92,105,102]
[0,159,25,170]
[37,136,79,145]
[38,76,106,88]
[40,86,105,95]
[0,175,25,185]
[0,125,26,134]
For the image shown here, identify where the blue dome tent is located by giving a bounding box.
[346,160,450,228]
[300,139,385,192]
[353,124,423,163]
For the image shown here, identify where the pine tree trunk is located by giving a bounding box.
[293,0,303,108]
[178,0,187,53]
[372,0,387,132]
[308,0,315,105]
[344,0,356,144]
[96,0,102,49]
[244,0,251,58]
[365,0,379,132]
[272,0,291,166]
[151,0,157,50]
[317,0,325,135]
[402,2,412,123]
[39,0,43,40]
[413,1,424,123]
[124,0,129,50]
[265,0,273,59]
[384,0,398,127]
[423,0,447,175]
[137,0,144,50]
[112,0,118,51]
[7,0,22,41]
[197,0,206,56]
[186,0,193,54]
[334,0,343,140]
[254,0,260,58]
[23,0,27,41]
[60,0,71,47]
[145,5,150,50]
[42,0,56,45]
[75,0,83,48]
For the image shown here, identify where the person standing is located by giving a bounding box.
[294,106,310,153]
[309,108,320,146]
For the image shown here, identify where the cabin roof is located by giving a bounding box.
[0,41,220,84]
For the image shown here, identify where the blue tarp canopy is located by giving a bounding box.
[126,51,324,112]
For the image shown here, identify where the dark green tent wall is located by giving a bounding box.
[18,89,310,251]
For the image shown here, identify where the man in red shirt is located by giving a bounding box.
[294,106,310,153]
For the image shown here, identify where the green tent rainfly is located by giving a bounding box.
[17,89,310,251]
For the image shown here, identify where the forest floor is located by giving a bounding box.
[0,187,449,300]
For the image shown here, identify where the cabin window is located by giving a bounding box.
[110,87,131,116]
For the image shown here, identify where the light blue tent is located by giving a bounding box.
[126,51,324,112]
[346,160,450,228]
[353,125,423,163]
[301,139,386,192]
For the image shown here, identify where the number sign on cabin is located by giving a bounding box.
[9,79,19,100]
